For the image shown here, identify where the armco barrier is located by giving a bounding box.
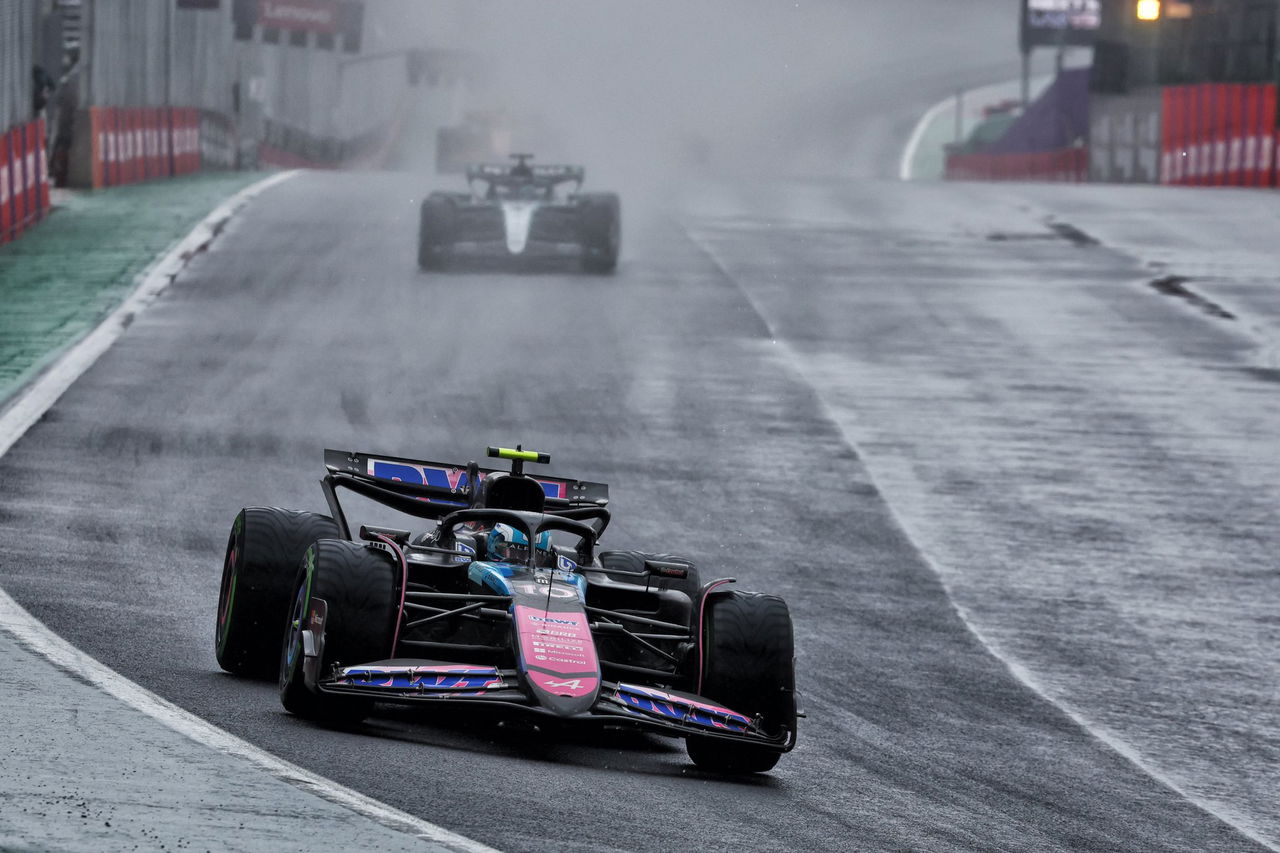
[1161,83,1277,187]
[946,147,1089,182]
[87,106,203,189]
[1,118,50,245]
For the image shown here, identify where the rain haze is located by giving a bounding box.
[0,1,1277,851]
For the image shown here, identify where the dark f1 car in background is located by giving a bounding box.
[216,446,797,773]
[418,154,621,274]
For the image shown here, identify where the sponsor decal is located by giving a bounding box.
[614,683,752,732]
[545,678,586,690]
[513,581,577,599]
[528,670,599,697]
[368,458,568,500]
[336,664,504,691]
[258,0,338,33]
[514,604,599,697]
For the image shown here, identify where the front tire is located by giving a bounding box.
[578,192,620,274]
[418,194,456,270]
[279,539,398,724]
[215,507,340,679]
[686,591,796,774]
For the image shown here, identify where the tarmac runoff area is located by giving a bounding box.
[0,175,489,853]
[0,601,466,853]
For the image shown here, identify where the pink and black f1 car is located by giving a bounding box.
[215,446,798,773]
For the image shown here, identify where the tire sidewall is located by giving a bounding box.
[215,507,340,679]
[279,539,398,721]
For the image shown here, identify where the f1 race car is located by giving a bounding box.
[418,154,621,274]
[216,446,797,773]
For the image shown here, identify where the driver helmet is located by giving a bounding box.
[487,523,552,565]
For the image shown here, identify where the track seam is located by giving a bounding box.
[682,220,1279,853]
[0,171,497,853]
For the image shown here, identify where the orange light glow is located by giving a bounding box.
[1137,0,1162,21]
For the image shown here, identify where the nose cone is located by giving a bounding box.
[512,598,602,717]
[501,201,539,254]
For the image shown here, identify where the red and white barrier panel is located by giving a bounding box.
[945,147,1089,183]
[1,118,51,245]
[88,106,201,189]
[1161,83,1277,187]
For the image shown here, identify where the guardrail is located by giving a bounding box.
[1,118,51,245]
[84,107,203,189]
[1161,83,1277,187]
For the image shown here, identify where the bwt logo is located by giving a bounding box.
[529,615,577,626]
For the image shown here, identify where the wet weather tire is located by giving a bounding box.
[215,507,340,679]
[279,539,398,724]
[419,194,456,270]
[578,192,620,274]
[686,591,796,774]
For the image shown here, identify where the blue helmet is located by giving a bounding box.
[487,523,551,565]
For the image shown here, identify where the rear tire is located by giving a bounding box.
[419,194,456,270]
[578,192,620,274]
[686,591,796,774]
[215,508,340,679]
[279,539,398,724]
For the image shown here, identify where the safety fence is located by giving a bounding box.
[945,147,1089,183]
[0,118,52,245]
[1161,83,1277,187]
[84,107,202,188]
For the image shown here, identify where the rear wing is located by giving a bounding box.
[465,163,585,186]
[323,449,608,515]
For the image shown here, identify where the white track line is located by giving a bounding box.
[899,93,953,182]
[0,171,497,853]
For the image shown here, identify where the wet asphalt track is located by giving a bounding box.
[0,168,1271,852]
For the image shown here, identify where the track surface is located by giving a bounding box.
[0,169,1270,851]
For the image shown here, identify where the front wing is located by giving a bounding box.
[318,661,794,751]
[450,204,585,256]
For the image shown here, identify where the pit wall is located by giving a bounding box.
[0,118,52,245]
